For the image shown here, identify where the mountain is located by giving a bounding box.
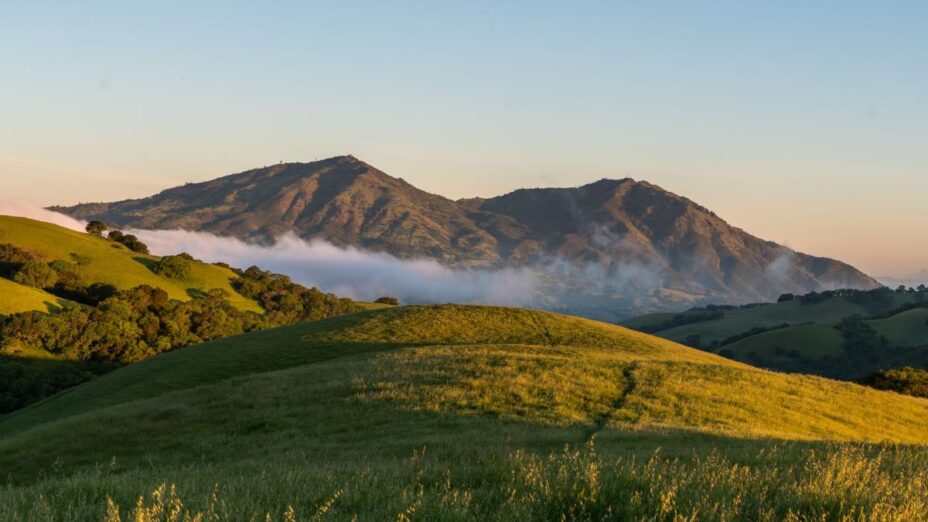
[3,305,928,519]
[54,156,880,317]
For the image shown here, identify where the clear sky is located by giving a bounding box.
[1,1,926,277]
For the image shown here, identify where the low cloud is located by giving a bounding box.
[131,229,543,306]
[0,202,669,314]
[764,247,796,285]
[0,200,86,232]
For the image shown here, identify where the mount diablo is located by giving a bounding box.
[54,156,879,318]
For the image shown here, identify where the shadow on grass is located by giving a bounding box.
[131,256,158,271]
[186,288,208,299]
[0,353,118,416]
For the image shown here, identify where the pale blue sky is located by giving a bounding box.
[1,1,926,276]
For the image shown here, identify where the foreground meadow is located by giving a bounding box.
[2,306,927,521]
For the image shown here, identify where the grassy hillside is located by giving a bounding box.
[721,312,928,363]
[628,298,871,346]
[0,215,260,312]
[626,289,928,380]
[2,305,928,520]
[0,277,67,315]
[874,307,928,346]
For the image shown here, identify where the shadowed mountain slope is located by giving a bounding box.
[55,156,879,313]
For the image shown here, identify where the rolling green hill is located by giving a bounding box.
[0,277,66,315]
[0,215,261,312]
[624,295,911,347]
[626,289,928,379]
[717,310,928,377]
[0,215,371,415]
[2,305,928,520]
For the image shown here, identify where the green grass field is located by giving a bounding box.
[721,324,845,361]
[871,308,928,347]
[3,305,928,520]
[709,308,928,371]
[0,215,260,312]
[0,277,66,315]
[637,298,869,346]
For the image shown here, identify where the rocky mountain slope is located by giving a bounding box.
[54,156,880,316]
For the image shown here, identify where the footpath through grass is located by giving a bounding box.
[2,305,928,520]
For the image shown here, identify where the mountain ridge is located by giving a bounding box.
[53,156,880,316]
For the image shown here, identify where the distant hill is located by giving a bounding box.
[53,156,880,318]
[625,287,928,379]
[3,304,928,519]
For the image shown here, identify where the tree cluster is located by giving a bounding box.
[152,253,195,280]
[107,230,150,254]
[1,285,263,363]
[860,367,928,398]
[836,315,890,364]
[233,266,362,325]
[0,245,364,413]
[0,244,55,288]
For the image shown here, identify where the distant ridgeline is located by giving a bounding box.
[624,286,928,386]
[0,218,364,414]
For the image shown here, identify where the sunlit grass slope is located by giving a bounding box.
[3,305,928,520]
[0,277,68,315]
[4,305,928,444]
[0,215,260,312]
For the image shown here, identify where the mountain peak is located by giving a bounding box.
[54,159,880,316]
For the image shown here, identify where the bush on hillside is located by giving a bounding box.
[233,266,362,324]
[107,230,150,254]
[85,220,107,236]
[12,260,58,289]
[374,296,400,306]
[860,367,928,398]
[836,315,889,363]
[0,243,40,279]
[152,253,195,280]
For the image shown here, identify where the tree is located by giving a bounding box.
[374,296,400,306]
[106,230,149,254]
[120,234,149,254]
[152,253,194,280]
[85,221,107,236]
[12,261,58,289]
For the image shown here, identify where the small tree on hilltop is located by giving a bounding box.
[85,221,107,236]
[374,296,400,306]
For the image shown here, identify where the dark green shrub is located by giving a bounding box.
[152,253,195,280]
[12,261,58,289]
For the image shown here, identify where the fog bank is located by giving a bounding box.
[132,229,543,305]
